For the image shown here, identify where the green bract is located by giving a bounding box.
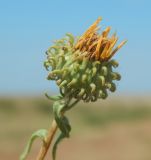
[44,33,121,102]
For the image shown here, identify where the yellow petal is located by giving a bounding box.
[107,40,127,60]
[95,35,103,59]
[100,41,110,60]
[105,37,118,59]
[102,27,111,37]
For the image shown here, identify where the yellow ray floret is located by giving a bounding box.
[75,17,127,61]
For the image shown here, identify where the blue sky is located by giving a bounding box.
[0,0,151,95]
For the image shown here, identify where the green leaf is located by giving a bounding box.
[20,129,48,160]
[45,93,63,101]
[52,100,72,160]
[52,133,65,160]
[52,117,71,160]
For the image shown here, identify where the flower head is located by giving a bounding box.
[44,18,126,102]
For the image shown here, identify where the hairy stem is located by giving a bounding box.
[36,119,58,160]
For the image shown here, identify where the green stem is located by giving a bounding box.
[36,96,80,160]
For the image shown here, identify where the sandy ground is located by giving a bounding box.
[0,96,151,160]
[1,119,151,160]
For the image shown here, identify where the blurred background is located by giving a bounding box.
[0,0,151,160]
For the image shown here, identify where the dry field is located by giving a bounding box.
[0,95,151,160]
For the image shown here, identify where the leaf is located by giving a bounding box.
[45,93,63,101]
[52,100,71,160]
[52,117,71,160]
[52,133,65,160]
[20,129,48,160]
